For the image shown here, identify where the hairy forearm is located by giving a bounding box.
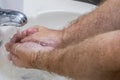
[34,30,120,80]
[62,0,120,47]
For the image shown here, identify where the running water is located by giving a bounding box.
[0,26,71,80]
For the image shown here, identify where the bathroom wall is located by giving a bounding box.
[0,0,23,11]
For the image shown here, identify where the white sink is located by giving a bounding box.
[23,11,82,30]
[23,0,96,17]
[0,1,96,80]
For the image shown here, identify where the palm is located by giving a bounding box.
[5,26,63,68]
[8,41,54,68]
[21,27,63,48]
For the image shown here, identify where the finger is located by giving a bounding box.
[21,27,38,37]
[8,53,12,60]
[26,28,38,35]
[21,26,50,42]
[7,44,26,67]
[10,33,22,43]
[10,33,18,42]
[21,31,28,40]
[21,35,34,42]
[5,42,13,51]
[29,25,48,32]
[26,25,40,34]
[21,33,57,47]
[10,54,22,67]
[10,53,31,68]
[19,26,39,40]
[9,43,21,56]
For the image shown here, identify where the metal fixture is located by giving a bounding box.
[0,9,27,27]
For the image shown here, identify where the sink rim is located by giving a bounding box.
[25,0,96,17]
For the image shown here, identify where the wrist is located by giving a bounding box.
[60,25,76,48]
[57,28,69,48]
[32,51,49,70]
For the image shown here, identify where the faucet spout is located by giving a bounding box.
[0,9,27,27]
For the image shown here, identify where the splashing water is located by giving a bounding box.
[0,26,71,80]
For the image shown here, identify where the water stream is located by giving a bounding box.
[0,26,70,80]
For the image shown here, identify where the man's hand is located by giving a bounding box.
[6,41,54,68]
[5,26,63,68]
[21,26,63,48]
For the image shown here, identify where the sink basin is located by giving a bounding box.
[23,11,82,30]
[0,1,96,80]
[23,0,96,17]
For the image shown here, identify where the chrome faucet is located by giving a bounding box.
[0,9,27,27]
[0,8,27,47]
